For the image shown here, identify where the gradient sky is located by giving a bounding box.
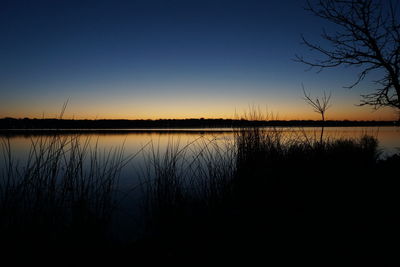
[0,0,397,120]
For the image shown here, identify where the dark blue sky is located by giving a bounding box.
[0,0,395,120]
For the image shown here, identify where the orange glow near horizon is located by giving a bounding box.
[1,104,397,121]
[1,89,398,121]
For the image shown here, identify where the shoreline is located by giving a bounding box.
[0,125,398,137]
[0,118,398,131]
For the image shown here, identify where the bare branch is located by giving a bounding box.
[302,84,332,121]
[297,0,400,110]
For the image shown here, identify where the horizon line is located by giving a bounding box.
[1,117,398,122]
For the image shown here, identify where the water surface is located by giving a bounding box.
[1,126,399,240]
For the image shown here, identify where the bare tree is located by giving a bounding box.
[302,85,332,122]
[296,0,400,110]
[302,85,332,142]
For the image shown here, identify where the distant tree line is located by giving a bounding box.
[0,117,396,131]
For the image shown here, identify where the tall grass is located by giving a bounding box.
[136,125,400,264]
[0,134,130,248]
[1,126,398,263]
[139,126,383,218]
[139,136,237,238]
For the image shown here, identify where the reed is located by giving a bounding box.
[136,126,398,263]
[1,126,398,264]
[0,134,130,248]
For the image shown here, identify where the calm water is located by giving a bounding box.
[1,126,399,240]
[2,126,399,192]
[3,126,399,155]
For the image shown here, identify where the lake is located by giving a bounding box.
[1,126,399,241]
[2,126,399,191]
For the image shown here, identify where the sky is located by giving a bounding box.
[0,0,397,120]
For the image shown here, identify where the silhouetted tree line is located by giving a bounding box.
[0,117,397,131]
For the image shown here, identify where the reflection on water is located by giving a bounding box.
[1,127,399,241]
[2,127,399,188]
[3,126,399,156]
[1,127,398,191]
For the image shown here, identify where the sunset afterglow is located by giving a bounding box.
[0,0,397,121]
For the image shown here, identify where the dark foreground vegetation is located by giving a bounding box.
[0,129,399,265]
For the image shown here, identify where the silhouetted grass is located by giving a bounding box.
[1,128,398,264]
[0,134,130,250]
[137,127,399,264]
[139,137,235,236]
